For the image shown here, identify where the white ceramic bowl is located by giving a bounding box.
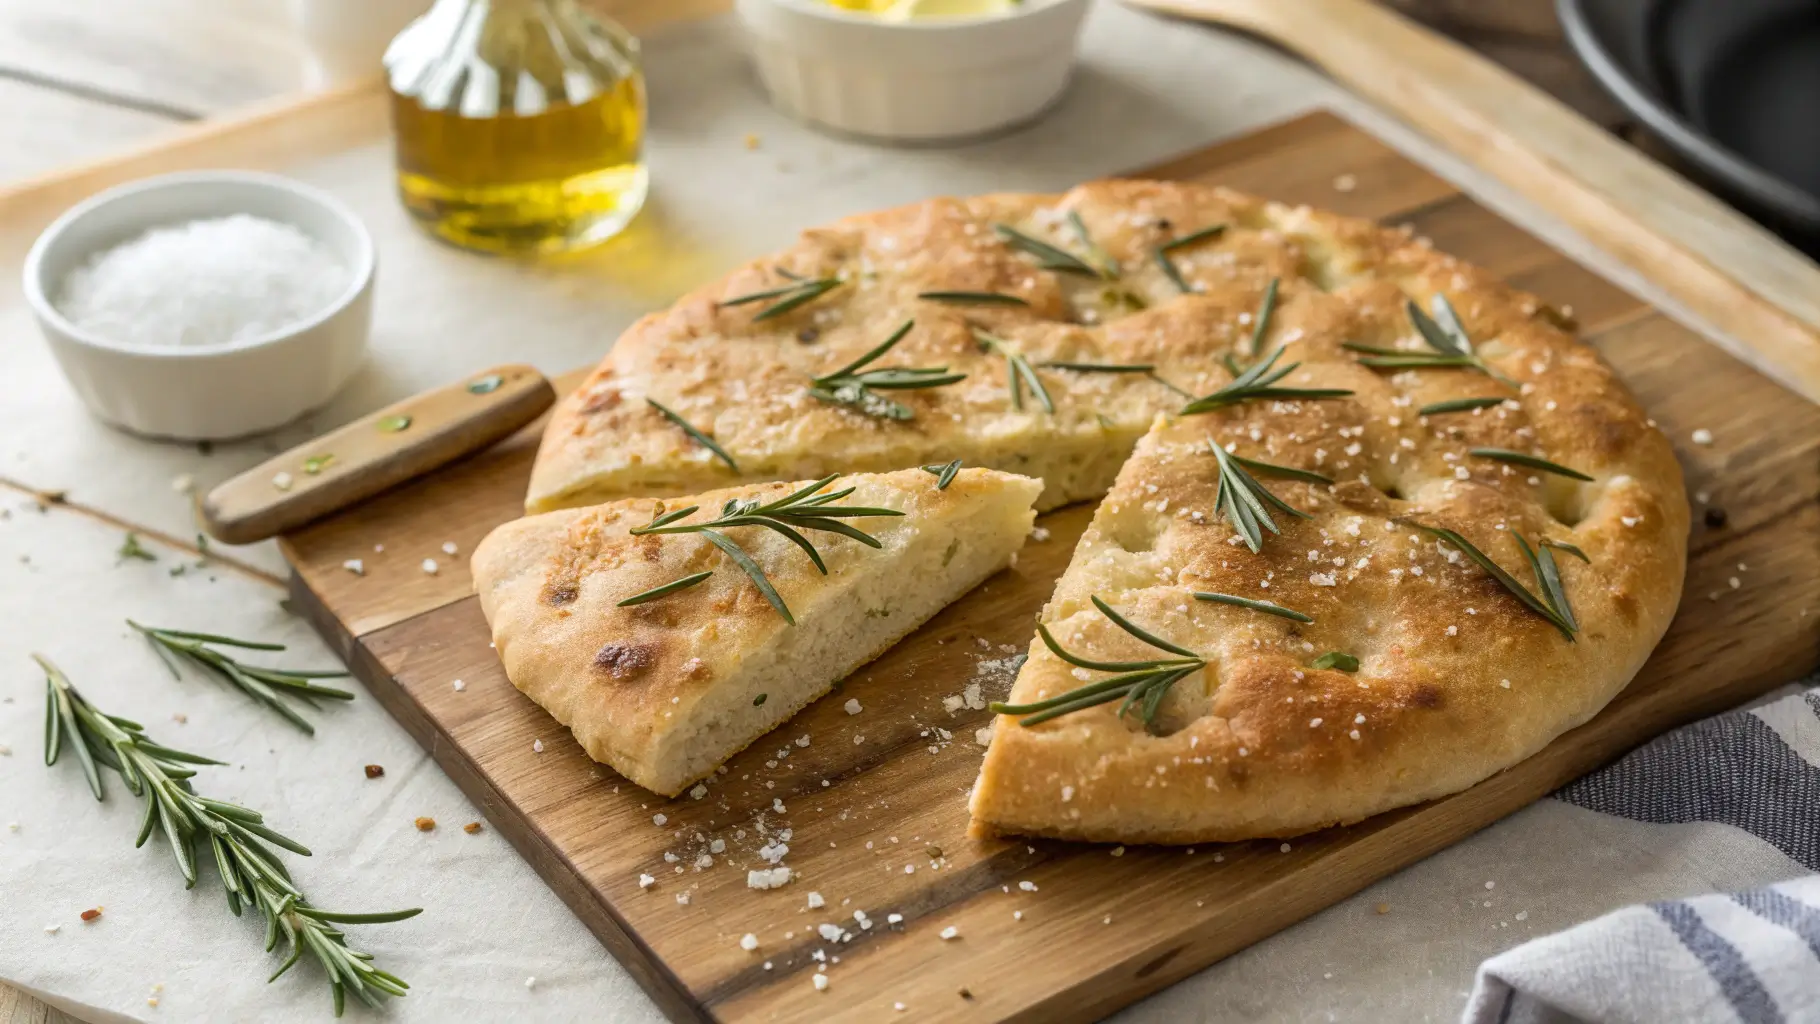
[736,0,1092,142]
[23,170,376,441]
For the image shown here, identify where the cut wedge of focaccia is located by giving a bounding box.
[969,244,1688,843]
[473,467,1041,796]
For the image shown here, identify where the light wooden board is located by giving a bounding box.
[277,111,1820,1022]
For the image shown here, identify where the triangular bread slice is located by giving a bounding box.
[473,467,1041,796]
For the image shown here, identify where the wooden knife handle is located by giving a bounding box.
[1122,0,1820,405]
[200,366,555,545]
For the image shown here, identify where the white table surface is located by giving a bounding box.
[0,2,1787,1022]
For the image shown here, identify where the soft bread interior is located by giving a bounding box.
[643,479,1040,794]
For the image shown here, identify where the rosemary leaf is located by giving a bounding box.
[991,595,1204,731]
[922,459,963,490]
[1193,591,1313,623]
[974,329,1054,414]
[628,476,903,624]
[917,291,1029,306]
[1155,225,1228,293]
[1396,519,1576,640]
[36,655,419,1015]
[1248,277,1280,356]
[1067,211,1119,277]
[617,571,714,607]
[808,320,965,421]
[1210,440,1312,553]
[1160,224,1227,253]
[1181,345,1354,415]
[1470,448,1594,481]
[993,224,1100,277]
[1544,539,1591,563]
[721,276,843,321]
[128,621,354,736]
[119,533,157,562]
[1349,298,1516,385]
[1419,396,1508,416]
[1311,651,1359,672]
[1231,452,1334,485]
[647,399,738,472]
[1040,361,1156,374]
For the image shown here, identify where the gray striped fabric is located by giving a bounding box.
[1462,682,1820,1024]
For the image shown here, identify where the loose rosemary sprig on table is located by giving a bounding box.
[1396,518,1582,640]
[972,328,1054,414]
[1344,296,1516,385]
[130,622,353,736]
[719,270,843,322]
[921,459,963,490]
[625,475,904,624]
[1469,447,1594,481]
[991,596,1204,731]
[37,656,419,1016]
[1180,345,1354,415]
[1210,441,1321,553]
[993,223,1103,278]
[1151,223,1226,293]
[647,398,739,472]
[806,320,966,421]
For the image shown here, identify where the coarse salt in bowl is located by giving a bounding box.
[23,170,376,440]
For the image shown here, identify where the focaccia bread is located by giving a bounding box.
[527,182,1320,515]
[969,220,1688,842]
[473,467,1041,796]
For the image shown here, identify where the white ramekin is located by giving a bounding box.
[735,0,1093,142]
[23,170,376,441]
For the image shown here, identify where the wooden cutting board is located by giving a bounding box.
[281,111,1820,1024]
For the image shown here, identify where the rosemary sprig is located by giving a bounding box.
[1180,345,1354,415]
[973,328,1054,414]
[1067,211,1119,278]
[1419,396,1508,416]
[1040,360,1153,374]
[992,596,1203,731]
[1247,277,1280,356]
[647,399,738,473]
[1210,441,1314,553]
[1152,224,1226,293]
[720,274,843,322]
[917,291,1029,307]
[119,532,157,562]
[1193,591,1312,622]
[1396,518,1579,641]
[1469,447,1594,481]
[130,622,353,736]
[628,475,904,624]
[38,656,419,1016]
[617,571,713,608]
[993,224,1100,278]
[807,320,966,421]
[1344,297,1516,385]
[1311,651,1359,671]
[922,459,963,490]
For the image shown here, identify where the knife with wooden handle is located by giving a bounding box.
[200,365,555,545]
[1123,0,1820,405]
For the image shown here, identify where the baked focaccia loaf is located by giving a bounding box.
[969,213,1688,843]
[473,468,1041,796]
[526,183,1309,515]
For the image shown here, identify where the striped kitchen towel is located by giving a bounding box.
[1462,683,1820,1024]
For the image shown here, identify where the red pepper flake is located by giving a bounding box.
[80,908,103,922]
[463,821,484,834]
[364,764,385,779]
[414,817,436,832]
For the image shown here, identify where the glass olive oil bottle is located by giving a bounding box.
[384,0,647,255]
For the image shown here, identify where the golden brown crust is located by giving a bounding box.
[968,190,1687,843]
[474,468,1042,795]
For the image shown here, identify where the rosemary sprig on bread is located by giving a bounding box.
[992,596,1203,731]
[806,320,966,421]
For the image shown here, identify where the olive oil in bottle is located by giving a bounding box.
[384,0,647,255]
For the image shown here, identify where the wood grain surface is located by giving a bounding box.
[0,0,1802,1020]
[277,110,1820,1023]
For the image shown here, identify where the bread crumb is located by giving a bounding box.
[81,908,102,922]
[364,764,384,778]
[414,817,435,831]
[1332,173,1358,192]
[744,133,762,150]
[464,821,483,834]
[1375,903,1390,915]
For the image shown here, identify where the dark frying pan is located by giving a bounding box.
[1557,0,1820,250]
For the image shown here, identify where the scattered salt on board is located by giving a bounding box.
[55,214,348,349]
